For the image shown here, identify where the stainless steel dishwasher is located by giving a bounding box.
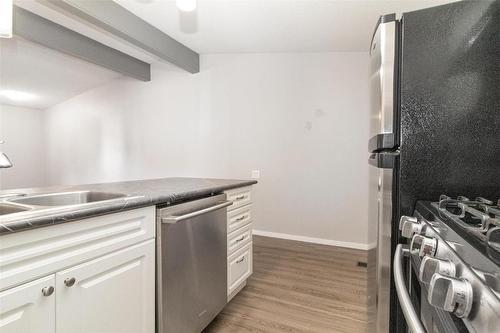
[156,194,232,333]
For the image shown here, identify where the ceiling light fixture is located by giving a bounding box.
[0,0,13,39]
[0,90,37,102]
[176,0,197,12]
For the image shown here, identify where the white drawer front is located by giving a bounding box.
[225,187,252,211]
[227,224,252,256]
[227,242,252,295]
[0,207,155,291]
[227,205,252,234]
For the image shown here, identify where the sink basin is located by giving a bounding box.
[0,203,31,216]
[8,191,127,207]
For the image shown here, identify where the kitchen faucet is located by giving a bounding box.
[0,141,12,168]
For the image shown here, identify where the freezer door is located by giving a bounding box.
[368,152,397,333]
[369,15,397,152]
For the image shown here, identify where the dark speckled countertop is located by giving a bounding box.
[0,177,257,235]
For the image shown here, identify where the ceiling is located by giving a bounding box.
[115,0,458,54]
[2,0,459,110]
[0,37,121,109]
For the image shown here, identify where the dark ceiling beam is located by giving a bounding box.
[47,0,200,73]
[13,6,151,81]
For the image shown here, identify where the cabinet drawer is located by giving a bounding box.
[227,242,252,295]
[227,205,252,234]
[0,207,155,291]
[225,187,252,211]
[227,224,252,256]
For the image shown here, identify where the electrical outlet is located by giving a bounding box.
[251,170,260,179]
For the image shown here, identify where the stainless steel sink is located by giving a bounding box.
[8,191,127,207]
[0,203,31,216]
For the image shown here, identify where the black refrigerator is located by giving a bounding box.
[368,1,500,332]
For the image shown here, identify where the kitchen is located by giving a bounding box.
[0,1,498,333]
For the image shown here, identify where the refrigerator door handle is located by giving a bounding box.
[368,152,398,169]
[394,244,426,333]
[368,133,395,152]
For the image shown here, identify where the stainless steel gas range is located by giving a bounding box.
[395,196,500,332]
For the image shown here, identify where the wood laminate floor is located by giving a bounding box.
[204,235,376,333]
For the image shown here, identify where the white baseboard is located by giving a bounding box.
[252,229,376,251]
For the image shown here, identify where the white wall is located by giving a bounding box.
[44,52,371,247]
[0,104,47,189]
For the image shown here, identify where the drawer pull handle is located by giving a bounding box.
[41,286,54,297]
[236,215,246,221]
[236,257,245,264]
[235,236,245,242]
[64,277,76,287]
[235,195,246,200]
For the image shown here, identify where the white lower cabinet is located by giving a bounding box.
[0,275,55,333]
[56,240,155,333]
[0,207,156,333]
[224,186,254,301]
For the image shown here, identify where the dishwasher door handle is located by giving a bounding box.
[161,200,232,224]
[394,244,426,333]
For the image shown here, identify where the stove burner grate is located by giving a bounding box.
[437,195,500,253]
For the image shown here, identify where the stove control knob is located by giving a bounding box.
[399,216,423,239]
[410,235,437,257]
[428,273,473,318]
[487,227,500,252]
[419,256,456,284]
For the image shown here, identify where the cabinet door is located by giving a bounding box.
[55,240,155,333]
[0,275,55,333]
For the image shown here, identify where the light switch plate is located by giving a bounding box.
[251,170,260,179]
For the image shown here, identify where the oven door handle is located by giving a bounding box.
[394,244,426,333]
